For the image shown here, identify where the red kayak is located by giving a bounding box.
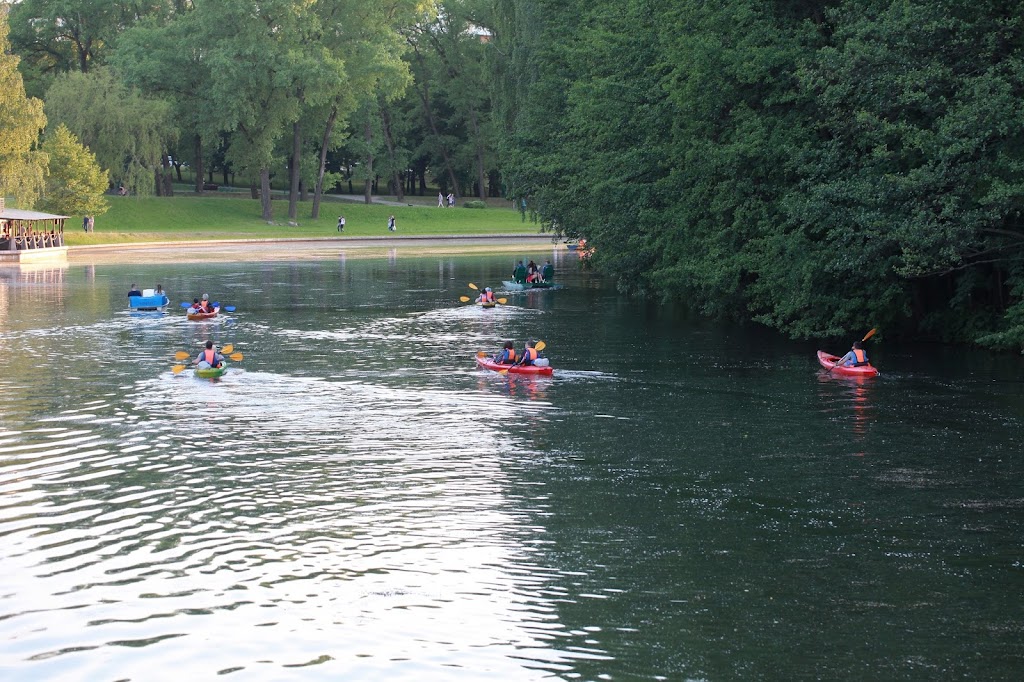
[476,355,554,376]
[817,350,879,377]
[187,306,220,321]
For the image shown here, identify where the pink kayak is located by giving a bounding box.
[817,350,879,377]
[476,355,554,376]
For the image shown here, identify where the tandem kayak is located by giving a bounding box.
[195,362,228,379]
[817,350,879,377]
[476,355,554,376]
[187,307,220,321]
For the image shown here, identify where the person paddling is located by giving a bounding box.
[194,341,225,369]
[515,339,539,367]
[493,341,517,365]
[476,287,496,304]
[834,340,869,367]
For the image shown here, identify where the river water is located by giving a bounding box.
[1,248,1023,680]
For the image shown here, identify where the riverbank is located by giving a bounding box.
[67,233,562,265]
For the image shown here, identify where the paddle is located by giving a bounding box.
[459,296,471,303]
[468,283,478,290]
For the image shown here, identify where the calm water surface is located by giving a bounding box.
[1,250,1023,680]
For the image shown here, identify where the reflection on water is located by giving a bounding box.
[1,254,1024,679]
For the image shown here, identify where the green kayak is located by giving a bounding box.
[195,362,228,379]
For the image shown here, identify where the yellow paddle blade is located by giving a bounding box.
[468,283,478,290]
[476,351,487,358]
[174,351,190,361]
[862,328,877,342]
[228,352,244,361]
[535,341,546,351]
[459,296,471,302]
[172,364,187,374]
[497,298,507,304]
[498,369,509,375]
[221,344,234,354]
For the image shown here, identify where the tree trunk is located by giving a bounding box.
[412,77,460,197]
[250,181,258,200]
[194,134,205,194]
[380,105,404,202]
[161,153,174,197]
[154,167,162,196]
[363,121,374,204]
[312,105,338,219]
[260,169,272,221]
[468,108,486,201]
[288,122,301,221]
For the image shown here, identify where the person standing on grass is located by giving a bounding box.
[438,192,445,207]
[388,215,396,232]
[337,215,346,232]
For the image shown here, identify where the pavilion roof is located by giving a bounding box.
[0,208,69,220]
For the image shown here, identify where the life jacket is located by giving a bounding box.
[481,291,495,303]
[198,300,211,312]
[203,348,220,366]
[522,347,538,365]
[852,348,868,366]
[499,349,516,364]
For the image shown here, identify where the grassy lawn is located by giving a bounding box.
[64,193,538,246]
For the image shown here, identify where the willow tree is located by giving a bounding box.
[44,66,175,195]
[0,14,48,208]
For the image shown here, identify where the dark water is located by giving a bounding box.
[1,250,1023,680]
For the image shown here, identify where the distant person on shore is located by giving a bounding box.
[438,192,445,208]
[447,193,455,208]
[88,216,94,232]
[387,215,396,232]
[83,216,89,233]
[337,215,346,232]
[128,283,142,297]
[118,184,127,196]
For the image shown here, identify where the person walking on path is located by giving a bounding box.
[337,215,346,232]
[438,192,445,208]
[387,215,396,232]
[447,193,455,208]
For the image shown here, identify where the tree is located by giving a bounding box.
[39,124,109,217]
[44,66,176,196]
[0,12,48,208]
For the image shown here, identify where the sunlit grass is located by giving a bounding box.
[63,194,537,245]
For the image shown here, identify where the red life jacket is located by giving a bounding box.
[852,348,867,365]
[481,291,494,303]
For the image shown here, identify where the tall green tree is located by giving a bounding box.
[44,66,176,196]
[39,124,109,217]
[0,12,48,208]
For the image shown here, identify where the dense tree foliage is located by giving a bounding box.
[492,0,1024,348]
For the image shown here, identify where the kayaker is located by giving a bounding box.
[476,287,496,304]
[516,339,539,366]
[194,341,225,369]
[512,260,527,283]
[493,341,517,365]
[526,260,539,283]
[128,283,142,297]
[540,260,554,282]
[835,341,869,367]
[197,294,214,313]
